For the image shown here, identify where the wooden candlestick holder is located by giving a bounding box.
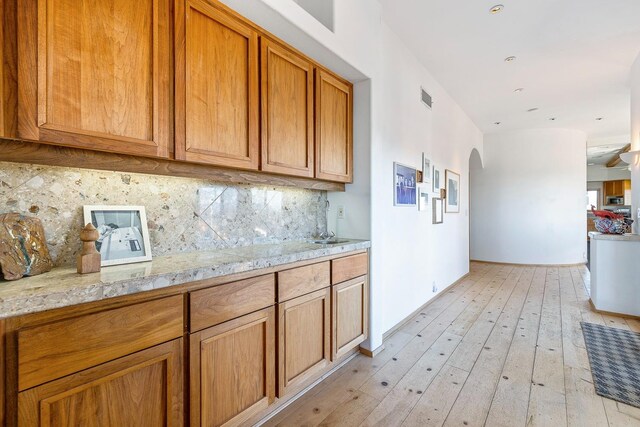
[77,223,101,274]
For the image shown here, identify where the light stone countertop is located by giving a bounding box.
[588,232,640,242]
[0,239,370,319]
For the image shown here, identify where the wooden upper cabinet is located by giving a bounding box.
[18,339,184,427]
[17,0,173,158]
[175,0,259,170]
[261,39,314,177]
[315,70,353,183]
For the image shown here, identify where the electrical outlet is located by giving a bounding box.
[337,206,345,219]
[637,208,640,220]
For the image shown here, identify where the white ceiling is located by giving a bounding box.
[379,0,640,143]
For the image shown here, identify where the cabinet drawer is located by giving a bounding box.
[331,252,368,284]
[190,274,275,332]
[18,295,184,391]
[278,261,330,302]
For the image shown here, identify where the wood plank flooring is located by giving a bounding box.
[262,262,640,427]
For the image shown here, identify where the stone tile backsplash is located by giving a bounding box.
[0,162,328,267]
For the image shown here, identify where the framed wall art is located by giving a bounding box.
[445,170,460,213]
[432,198,443,224]
[418,184,430,211]
[83,205,152,266]
[432,165,442,193]
[394,162,417,207]
[422,153,431,185]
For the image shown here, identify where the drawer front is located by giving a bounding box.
[18,295,184,391]
[278,261,330,302]
[190,274,276,332]
[331,252,368,284]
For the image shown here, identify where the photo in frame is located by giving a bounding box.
[422,153,431,185]
[83,205,152,266]
[433,198,444,224]
[432,165,442,193]
[418,184,430,211]
[445,170,460,213]
[394,162,417,206]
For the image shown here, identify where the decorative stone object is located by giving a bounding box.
[0,213,54,280]
[77,223,101,274]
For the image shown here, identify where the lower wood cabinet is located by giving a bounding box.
[332,276,368,360]
[278,288,331,397]
[17,339,184,426]
[190,307,275,427]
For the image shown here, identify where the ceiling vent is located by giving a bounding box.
[421,87,432,109]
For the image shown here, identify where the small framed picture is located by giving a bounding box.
[417,170,424,183]
[433,198,444,224]
[422,153,431,185]
[394,162,417,207]
[445,170,460,213]
[418,184,430,211]
[83,205,152,266]
[432,165,442,193]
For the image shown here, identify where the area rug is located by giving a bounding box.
[581,322,640,408]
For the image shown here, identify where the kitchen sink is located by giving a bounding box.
[309,238,350,245]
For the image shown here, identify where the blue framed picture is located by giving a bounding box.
[394,162,417,206]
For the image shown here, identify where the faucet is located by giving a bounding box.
[318,230,335,240]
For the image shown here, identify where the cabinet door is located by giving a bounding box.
[17,0,172,158]
[603,181,613,198]
[278,288,331,397]
[332,276,368,360]
[190,307,275,427]
[175,0,259,169]
[18,339,184,426]
[261,39,314,177]
[315,70,353,183]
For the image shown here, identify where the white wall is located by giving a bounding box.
[220,0,483,350]
[471,129,587,265]
[629,54,640,233]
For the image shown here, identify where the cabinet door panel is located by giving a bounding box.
[261,39,314,177]
[18,339,184,426]
[175,0,259,169]
[332,276,368,360]
[190,307,275,427]
[278,288,330,397]
[315,70,353,183]
[17,0,172,157]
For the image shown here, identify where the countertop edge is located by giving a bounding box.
[588,232,640,242]
[0,240,371,319]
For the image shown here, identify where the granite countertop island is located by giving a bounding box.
[0,239,370,319]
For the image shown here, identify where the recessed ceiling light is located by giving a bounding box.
[588,163,595,166]
[514,88,524,93]
[490,4,504,14]
[527,108,539,112]
[549,117,556,121]
[504,56,516,62]
[494,121,501,125]
[595,117,604,121]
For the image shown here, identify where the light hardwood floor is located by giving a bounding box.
[262,262,640,427]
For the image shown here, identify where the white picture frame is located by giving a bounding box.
[445,170,460,213]
[422,153,431,185]
[83,205,152,266]
[394,162,418,207]
[432,165,442,193]
[433,198,444,224]
[418,184,430,211]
